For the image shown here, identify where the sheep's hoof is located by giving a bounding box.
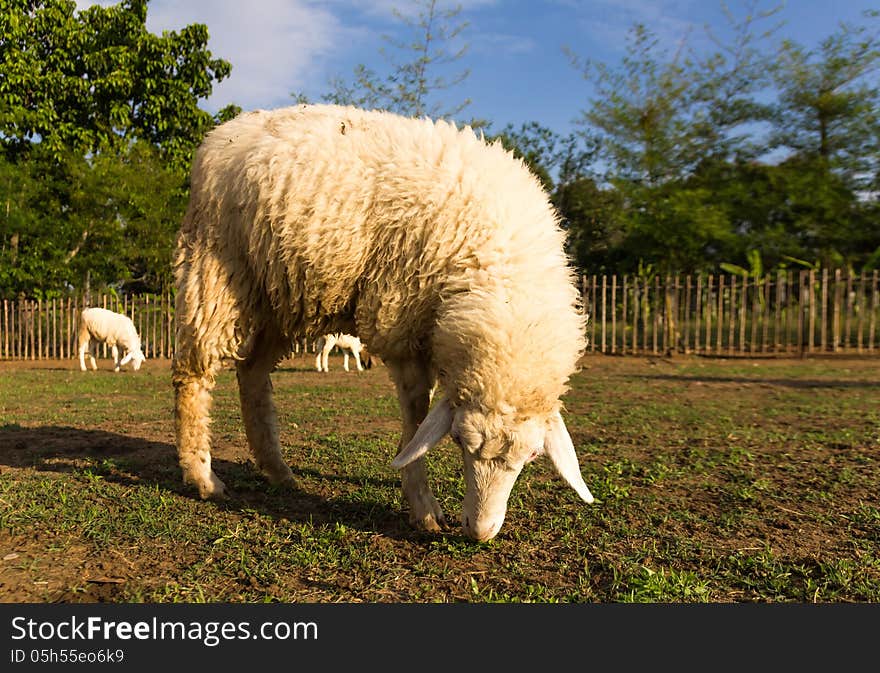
[409,509,448,533]
[263,467,297,489]
[194,474,227,500]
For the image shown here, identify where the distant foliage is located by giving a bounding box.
[0,0,232,297]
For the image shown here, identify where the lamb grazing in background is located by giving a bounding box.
[315,333,371,372]
[172,104,594,541]
[78,307,145,372]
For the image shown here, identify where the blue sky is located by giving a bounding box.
[76,1,878,138]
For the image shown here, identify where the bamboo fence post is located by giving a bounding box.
[716,275,724,354]
[870,270,878,352]
[642,277,648,353]
[857,271,866,353]
[611,274,617,354]
[777,273,784,353]
[665,274,675,355]
[728,275,736,355]
[760,276,770,353]
[160,292,166,358]
[632,278,640,355]
[600,275,607,354]
[845,271,854,351]
[652,275,659,355]
[705,275,713,354]
[148,294,155,358]
[749,278,761,353]
[807,270,815,353]
[820,268,828,352]
[39,298,44,359]
[684,275,692,354]
[694,275,702,354]
[833,268,841,352]
[63,297,68,360]
[673,274,681,354]
[798,271,807,356]
[788,272,795,355]
[589,275,597,353]
[621,276,628,355]
[27,300,33,360]
[138,295,145,357]
[2,299,7,359]
[740,275,746,353]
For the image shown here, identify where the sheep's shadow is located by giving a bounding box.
[0,424,442,542]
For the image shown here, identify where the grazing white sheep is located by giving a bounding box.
[78,307,145,372]
[315,333,370,372]
[172,104,593,541]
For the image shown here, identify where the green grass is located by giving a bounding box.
[1,354,879,602]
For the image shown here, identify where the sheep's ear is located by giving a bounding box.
[544,412,594,503]
[391,397,453,469]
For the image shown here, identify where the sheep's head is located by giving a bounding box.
[121,348,146,371]
[391,397,594,541]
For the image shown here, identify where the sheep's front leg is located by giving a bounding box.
[174,372,226,499]
[388,358,446,532]
[78,340,89,372]
[343,351,350,372]
[111,344,120,372]
[88,344,98,371]
[236,328,295,488]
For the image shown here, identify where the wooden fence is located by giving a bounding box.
[582,269,880,356]
[2,269,879,360]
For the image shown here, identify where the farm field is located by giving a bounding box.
[0,353,878,603]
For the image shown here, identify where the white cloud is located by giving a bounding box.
[149,0,355,112]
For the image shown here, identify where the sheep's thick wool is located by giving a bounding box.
[174,104,585,410]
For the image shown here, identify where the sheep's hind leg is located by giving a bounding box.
[236,327,295,489]
[388,358,447,532]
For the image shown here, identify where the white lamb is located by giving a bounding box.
[172,104,593,541]
[77,307,145,372]
[315,333,370,372]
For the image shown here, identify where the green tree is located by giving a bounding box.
[686,0,783,163]
[770,9,880,189]
[570,23,693,186]
[0,0,234,170]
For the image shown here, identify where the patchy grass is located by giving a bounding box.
[1,354,878,603]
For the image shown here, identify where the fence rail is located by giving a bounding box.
[2,269,879,361]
